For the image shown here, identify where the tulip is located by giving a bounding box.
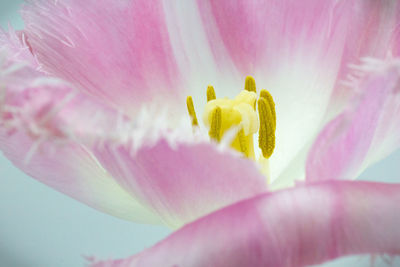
[1,0,400,265]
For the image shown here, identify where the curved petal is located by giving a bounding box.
[197,0,357,181]
[281,1,400,188]
[21,0,184,116]
[93,137,268,227]
[0,49,159,223]
[0,133,159,224]
[332,0,400,106]
[307,60,400,182]
[90,181,400,267]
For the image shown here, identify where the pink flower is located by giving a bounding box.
[1,0,400,266]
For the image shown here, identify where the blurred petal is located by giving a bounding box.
[197,0,356,181]
[332,0,400,105]
[0,133,159,223]
[91,181,400,267]
[94,138,267,227]
[21,0,184,116]
[0,26,38,68]
[307,60,400,182]
[0,50,159,223]
[394,29,400,57]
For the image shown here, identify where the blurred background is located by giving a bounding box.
[1,1,399,266]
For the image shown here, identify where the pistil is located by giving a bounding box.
[186,76,276,162]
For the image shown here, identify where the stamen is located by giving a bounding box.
[186,96,198,126]
[191,76,276,163]
[244,76,256,93]
[260,89,276,130]
[207,85,216,102]
[237,127,249,157]
[209,106,222,141]
[258,98,275,158]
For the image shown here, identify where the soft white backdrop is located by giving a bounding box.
[1,1,399,266]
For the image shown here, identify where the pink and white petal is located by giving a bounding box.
[21,0,184,116]
[0,26,39,68]
[0,132,159,224]
[197,0,358,181]
[162,2,242,103]
[332,0,400,106]
[90,181,400,267]
[0,52,160,223]
[306,60,400,182]
[93,138,268,227]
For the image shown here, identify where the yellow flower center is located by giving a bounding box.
[186,76,276,163]
[204,88,259,158]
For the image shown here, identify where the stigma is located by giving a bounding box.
[186,76,276,161]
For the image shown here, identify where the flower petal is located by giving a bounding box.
[0,26,38,68]
[332,0,400,105]
[307,60,400,182]
[197,0,357,181]
[21,0,184,116]
[93,138,268,227]
[162,1,243,102]
[0,49,159,223]
[90,181,400,267]
[0,132,159,224]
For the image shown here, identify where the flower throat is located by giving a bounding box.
[186,76,276,160]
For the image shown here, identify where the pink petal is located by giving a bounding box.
[197,0,358,180]
[0,50,159,223]
[198,0,351,75]
[0,132,159,223]
[93,139,268,227]
[21,0,183,116]
[330,0,400,107]
[394,30,400,57]
[1,35,267,226]
[307,61,400,182]
[91,180,400,267]
[0,26,38,67]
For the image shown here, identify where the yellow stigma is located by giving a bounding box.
[186,76,276,161]
[204,89,259,159]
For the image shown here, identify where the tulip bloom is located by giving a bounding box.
[1,0,400,266]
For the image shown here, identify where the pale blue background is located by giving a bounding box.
[1,1,399,266]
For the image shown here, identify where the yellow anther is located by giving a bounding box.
[258,98,275,158]
[195,76,275,162]
[207,85,216,102]
[237,127,249,157]
[186,96,198,126]
[260,89,276,130]
[209,106,222,141]
[244,76,256,93]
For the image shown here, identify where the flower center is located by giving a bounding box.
[186,76,276,162]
